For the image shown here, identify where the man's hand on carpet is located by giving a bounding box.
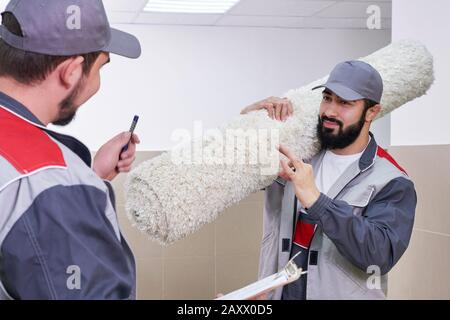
[241,97,294,121]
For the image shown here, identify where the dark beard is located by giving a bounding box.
[317,110,367,150]
[52,80,83,126]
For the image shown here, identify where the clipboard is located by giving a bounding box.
[215,252,306,300]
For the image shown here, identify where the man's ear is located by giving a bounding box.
[58,56,85,89]
[366,104,381,122]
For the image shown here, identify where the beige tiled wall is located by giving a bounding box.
[387,145,450,299]
[112,145,450,300]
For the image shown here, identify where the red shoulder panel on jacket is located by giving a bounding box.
[376,146,407,175]
[0,107,66,174]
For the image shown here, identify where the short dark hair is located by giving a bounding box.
[364,99,379,111]
[0,12,101,85]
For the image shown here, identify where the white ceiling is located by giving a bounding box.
[0,0,392,29]
[106,0,392,29]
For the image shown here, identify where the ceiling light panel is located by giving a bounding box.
[144,0,240,14]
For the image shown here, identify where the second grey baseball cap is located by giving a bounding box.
[312,60,383,103]
[0,0,141,59]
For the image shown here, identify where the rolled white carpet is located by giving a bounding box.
[125,40,434,245]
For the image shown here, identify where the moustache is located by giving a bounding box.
[320,116,343,128]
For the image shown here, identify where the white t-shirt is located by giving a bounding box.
[314,150,364,194]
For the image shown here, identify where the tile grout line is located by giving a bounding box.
[414,228,450,238]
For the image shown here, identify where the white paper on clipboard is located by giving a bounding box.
[215,252,306,300]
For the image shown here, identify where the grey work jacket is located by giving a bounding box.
[258,133,416,300]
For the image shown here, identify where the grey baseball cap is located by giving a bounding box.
[0,0,141,58]
[312,60,383,103]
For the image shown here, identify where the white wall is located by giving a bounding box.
[50,25,391,151]
[391,0,450,146]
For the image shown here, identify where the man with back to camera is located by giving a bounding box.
[0,0,142,299]
[241,60,417,299]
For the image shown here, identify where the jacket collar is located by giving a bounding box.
[0,91,44,126]
[0,92,92,167]
[358,132,378,172]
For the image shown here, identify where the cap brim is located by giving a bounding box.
[312,82,365,101]
[103,28,141,59]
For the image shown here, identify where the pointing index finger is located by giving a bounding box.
[277,144,303,170]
